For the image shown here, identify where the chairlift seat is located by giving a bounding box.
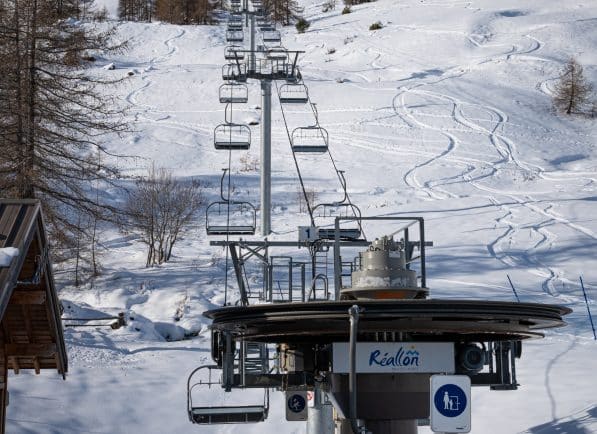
[266,47,288,61]
[222,64,247,82]
[224,45,244,60]
[317,228,362,240]
[291,125,329,153]
[262,30,281,43]
[214,123,251,149]
[226,30,244,43]
[206,225,256,236]
[190,405,267,424]
[219,83,249,104]
[206,201,257,235]
[279,83,308,103]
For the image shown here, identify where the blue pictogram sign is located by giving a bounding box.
[433,384,467,418]
[287,394,306,413]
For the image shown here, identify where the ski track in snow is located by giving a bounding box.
[332,27,596,300]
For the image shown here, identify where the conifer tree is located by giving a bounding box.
[553,57,593,115]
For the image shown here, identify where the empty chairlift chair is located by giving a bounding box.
[230,12,242,21]
[222,63,247,82]
[214,123,251,150]
[188,365,269,424]
[219,83,249,104]
[227,22,243,31]
[279,83,308,103]
[205,201,257,235]
[226,30,244,43]
[224,45,244,61]
[261,30,281,43]
[266,46,288,61]
[291,125,329,153]
[312,202,363,240]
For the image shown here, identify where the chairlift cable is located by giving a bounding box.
[306,97,366,239]
[274,79,316,227]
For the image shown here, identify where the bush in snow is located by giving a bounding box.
[295,18,310,33]
[342,5,351,14]
[125,166,205,267]
[322,0,336,12]
[369,21,383,30]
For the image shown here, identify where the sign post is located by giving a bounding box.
[430,375,471,433]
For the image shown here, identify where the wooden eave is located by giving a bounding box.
[0,199,68,376]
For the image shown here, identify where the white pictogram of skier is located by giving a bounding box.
[443,391,450,410]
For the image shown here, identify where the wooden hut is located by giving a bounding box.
[0,199,68,434]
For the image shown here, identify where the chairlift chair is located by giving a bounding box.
[224,45,244,61]
[312,202,363,240]
[205,201,257,235]
[222,63,247,82]
[266,46,288,61]
[261,30,281,43]
[279,83,309,103]
[219,83,249,104]
[227,22,243,31]
[226,30,244,43]
[188,365,268,424]
[214,123,251,150]
[291,125,329,153]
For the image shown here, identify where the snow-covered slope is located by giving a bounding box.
[7,0,597,433]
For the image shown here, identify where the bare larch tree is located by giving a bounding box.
[553,57,593,115]
[0,0,128,245]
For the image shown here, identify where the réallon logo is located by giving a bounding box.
[368,346,420,368]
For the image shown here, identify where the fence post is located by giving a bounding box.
[579,276,596,340]
[507,275,520,303]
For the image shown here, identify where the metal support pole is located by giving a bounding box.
[334,217,342,299]
[260,80,272,236]
[307,388,335,434]
[348,305,367,434]
[245,0,248,26]
[250,14,256,72]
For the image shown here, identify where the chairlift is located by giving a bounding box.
[224,45,244,60]
[259,25,276,32]
[188,365,268,423]
[291,125,328,153]
[261,30,281,43]
[214,123,251,150]
[219,83,249,104]
[230,0,241,5]
[229,12,243,20]
[312,199,363,241]
[226,30,244,43]
[227,22,243,31]
[222,63,247,82]
[205,201,257,235]
[266,46,288,61]
[279,83,308,103]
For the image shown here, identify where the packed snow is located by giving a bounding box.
[0,248,19,268]
[6,0,597,433]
